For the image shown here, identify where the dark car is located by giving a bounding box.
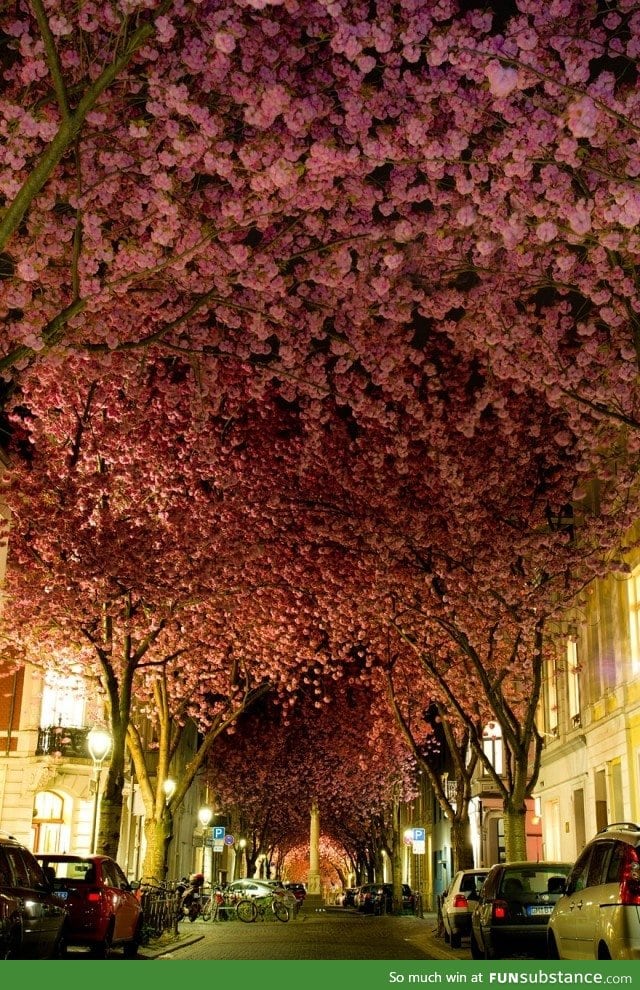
[355,882,380,913]
[372,883,415,915]
[0,832,66,959]
[340,887,359,908]
[285,882,306,903]
[35,853,142,958]
[470,860,572,960]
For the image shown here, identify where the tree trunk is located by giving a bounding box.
[503,799,528,861]
[95,731,126,859]
[450,814,474,872]
[391,818,403,915]
[140,815,173,881]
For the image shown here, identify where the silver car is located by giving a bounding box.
[548,822,640,960]
[441,869,489,948]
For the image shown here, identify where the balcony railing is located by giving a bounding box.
[36,725,92,759]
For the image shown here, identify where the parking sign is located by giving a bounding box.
[412,827,426,854]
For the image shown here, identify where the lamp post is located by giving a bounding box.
[198,806,213,889]
[238,838,247,879]
[87,727,112,855]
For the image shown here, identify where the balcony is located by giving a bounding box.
[36,725,92,759]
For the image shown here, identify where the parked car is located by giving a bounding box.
[338,886,359,908]
[284,882,306,903]
[35,853,142,958]
[372,882,415,915]
[0,832,66,959]
[441,868,490,948]
[470,860,572,959]
[354,882,380,913]
[548,822,640,960]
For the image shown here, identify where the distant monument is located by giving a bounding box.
[307,800,322,900]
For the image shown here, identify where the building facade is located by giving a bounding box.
[535,559,640,862]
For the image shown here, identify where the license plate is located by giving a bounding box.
[55,890,68,900]
[528,905,552,916]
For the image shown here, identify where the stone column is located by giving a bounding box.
[307,800,321,895]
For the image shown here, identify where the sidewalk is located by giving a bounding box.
[138,928,206,960]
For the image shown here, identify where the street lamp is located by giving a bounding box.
[238,838,247,879]
[198,807,214,892]
[87,727,112,855]
[163,778,176,802]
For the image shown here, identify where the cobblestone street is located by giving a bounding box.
[143,908,469,961]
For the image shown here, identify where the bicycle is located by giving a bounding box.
[255,893,290,923]
[203,886,258,923]
[136,877,181,938]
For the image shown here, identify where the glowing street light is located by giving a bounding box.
[198,806,214,893]
[87,727,112,855]
[163,778,176,802]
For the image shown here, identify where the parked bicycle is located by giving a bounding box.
[202,885,258,923]
[135,877,181,938]
[255,893,290,923]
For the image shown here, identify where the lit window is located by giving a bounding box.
[40,670,87,728]
[567,639,581,724]
[482,722,503,776]
[545,656,558,735]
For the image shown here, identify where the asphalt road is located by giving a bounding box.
[144,908,470,961]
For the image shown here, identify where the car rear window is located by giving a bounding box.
[460,873,487,894]
[499,867,569,897]
[40,859,95,881]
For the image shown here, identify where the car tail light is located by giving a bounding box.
[453,895,468,909]
[86,889,102,903]
[619,846,640,906]
[492,899,509,921]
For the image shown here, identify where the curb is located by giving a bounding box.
[138,933,206,959]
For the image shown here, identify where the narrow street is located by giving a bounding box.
[143,908,468,962]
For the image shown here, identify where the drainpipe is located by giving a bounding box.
[5,671,18,756]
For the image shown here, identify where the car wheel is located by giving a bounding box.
[51,928,67,959]
[547,932,560,960]
[2,922,22,960]
[450,932,462,949]
[92,920,114,959]
[123,918,143,959]
[443,925,450,944]
[470,930,483,960]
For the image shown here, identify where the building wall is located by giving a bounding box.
[535,557,640,862]
[0,658,205,881]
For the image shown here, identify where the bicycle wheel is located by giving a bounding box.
[201,897,212,921]
[237,899,258,923]
[273,899,290,923]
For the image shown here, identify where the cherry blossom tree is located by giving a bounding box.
[208,681,417,906]
[0,355,320,857]
[2,0,640,885]
[0,0,638,479]
[385,664,479,873]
